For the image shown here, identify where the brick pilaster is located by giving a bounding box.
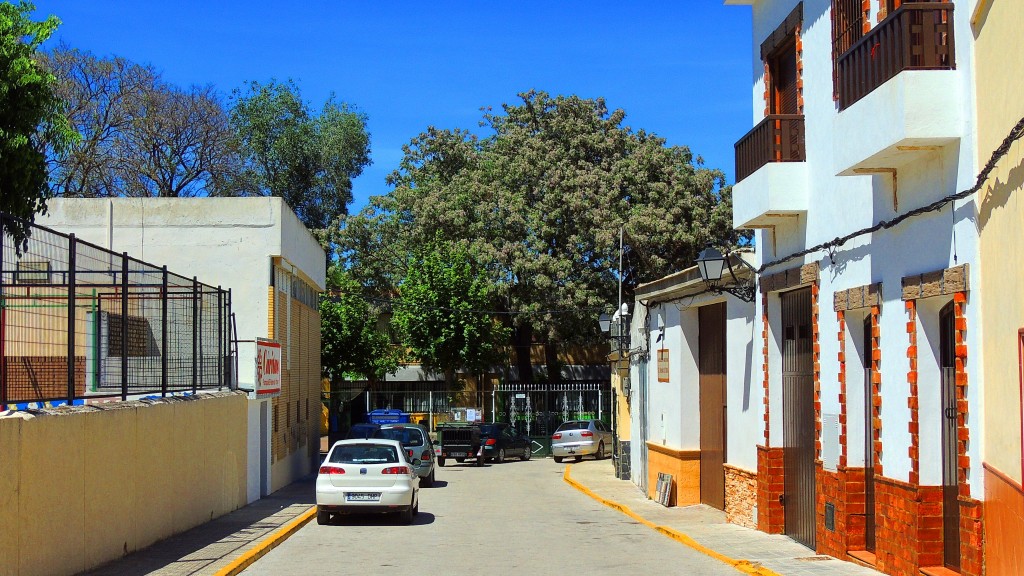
[837,310,848,468]
[907,299,920,485]
[757,445,786,534]
[870,305,883,476]
[762,292,771,445]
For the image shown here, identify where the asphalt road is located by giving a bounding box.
[241,456,738,576]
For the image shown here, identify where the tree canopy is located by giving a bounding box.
[389,237,509,385]
[0,2,75,248]
[229,79,371,230]
[319,265,398,382]
[339,90,744,380]
[41,46,238,198]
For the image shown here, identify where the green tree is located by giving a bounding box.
[342,90,743,381]
[0,2,75,248]
[319,265,398,382]
[390,238,510,387]
[229,79,371,230]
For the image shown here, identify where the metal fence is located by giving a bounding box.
[1,213,234,408]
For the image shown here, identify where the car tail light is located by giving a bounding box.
[420,450,432,461]
[382,466,411,475]
[581,430,594,437]
[552,433,562,440]
[319,465,345,475]
[485,438,497,446]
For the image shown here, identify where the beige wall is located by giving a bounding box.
[0,392,247,576]
[974,0,1024,486]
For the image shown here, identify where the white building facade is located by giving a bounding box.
[727,1,982,574]
[39,197,326,502]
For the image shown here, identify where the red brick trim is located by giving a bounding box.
[907,299,920,485]
[762,292,771,445]
[757,445,785,533]
[816,464,869,558]
[837,310,848,468]
[870,305,883,477]
[812,282,822,460]
[953,292,970,498]
[874,475,944,574]
[959,496,984,576]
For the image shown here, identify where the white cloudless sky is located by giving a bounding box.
[34,1,754,213]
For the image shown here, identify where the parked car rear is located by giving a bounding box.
[550,419,614,463]
[315,439,420,525]
[373,423,436,486]
[478,423,532,463]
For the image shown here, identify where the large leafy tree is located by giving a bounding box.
[0,2,75,247]
[229,79,371,230]
[390,237,510,387]
[342,90,743,381]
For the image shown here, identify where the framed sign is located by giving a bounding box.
[256,338,282,398]
[657,349,670,383]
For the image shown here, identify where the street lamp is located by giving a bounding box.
[695,246,757,302]
[599,304,630,355]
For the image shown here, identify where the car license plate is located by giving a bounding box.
[447,451,467,457]
[566,448,576,454]
[345,492,381,502]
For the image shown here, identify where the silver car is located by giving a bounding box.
[550,419,614,463]
[373,423,436,487]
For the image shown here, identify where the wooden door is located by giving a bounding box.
[939,303,960,570]
[699,303,727,510]
[782,287,815,549]
[862,316,877,552]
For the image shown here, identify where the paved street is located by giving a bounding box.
[241,456,737,576]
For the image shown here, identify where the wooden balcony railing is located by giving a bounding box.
[837,2,954,110]
[734,114,805,183]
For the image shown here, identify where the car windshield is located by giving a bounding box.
[479,424,502,436]
[329,443,399,464]
[374,427,424,446]
[556,421,589,431]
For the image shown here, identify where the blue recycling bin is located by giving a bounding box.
[367,409,411,424]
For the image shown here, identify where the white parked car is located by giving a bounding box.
[550,419,614,463]
[316,438,420,525]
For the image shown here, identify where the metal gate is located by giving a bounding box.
[862,315,876,552]
[494,381,611,456]
[782,287,815,549]
[699,302,727,510]
[939,303,960,571]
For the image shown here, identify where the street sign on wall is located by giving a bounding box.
[255,338,282,398]
[657,349,670,383]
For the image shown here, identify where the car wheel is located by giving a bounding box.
[574,455,583,462]
[496,448,505,463]
[522,447,531,461]
[596,441,606,460]
[475,454,484,466]
[400,505,414,525]
[438,457,446,467]
[553,456,563,463]
[422,469,434,487]
[316,507,330,526]
[412,496,420,516]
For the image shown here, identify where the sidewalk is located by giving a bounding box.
[565,461,880,576]
[82,455,882,576]
[80,477,315,576]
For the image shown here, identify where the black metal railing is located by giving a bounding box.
[735,114,806,183]
[0,213,233,408]
[837,2,955,110]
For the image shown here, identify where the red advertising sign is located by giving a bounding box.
[256,338,282,398]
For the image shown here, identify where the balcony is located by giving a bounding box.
[732,115,807,229]
[837,3,954,111]
[833,3,961,176]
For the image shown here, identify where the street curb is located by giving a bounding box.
[212,506,317,576]
[563,465,781,576]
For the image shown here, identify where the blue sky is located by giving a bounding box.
[33,1,754,213]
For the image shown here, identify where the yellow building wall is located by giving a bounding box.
[0,392,247,576]
[645,442,700,506]
[974,0,1024,488]
[974,2,1024,572]
[268,275,322,492]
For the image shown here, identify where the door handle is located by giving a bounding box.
[944,407,957,420]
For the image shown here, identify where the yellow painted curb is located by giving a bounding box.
[563,465,781,576]
[213,506,318,576]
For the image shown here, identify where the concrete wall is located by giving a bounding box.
[0,392,247,576]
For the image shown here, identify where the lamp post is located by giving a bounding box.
[695,246,757,302]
